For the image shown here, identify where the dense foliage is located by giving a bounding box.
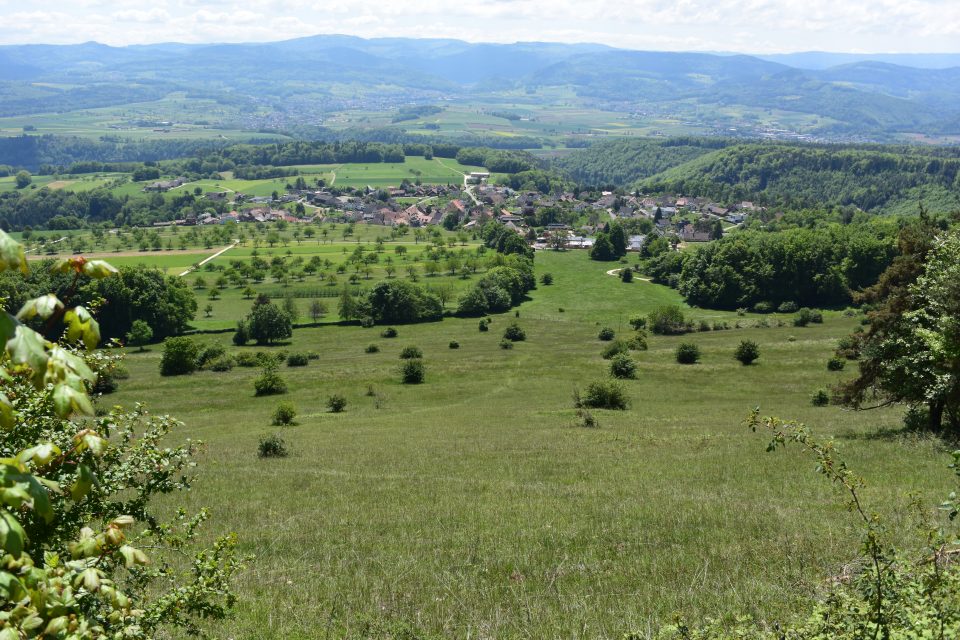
[641,143,960,213]
[365,280,443,325]
[836,218,960,433]
[0,236,241,638]
[646,225,896,309]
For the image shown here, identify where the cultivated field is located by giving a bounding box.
[107,249,950,639]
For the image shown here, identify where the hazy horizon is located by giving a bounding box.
[2,0,959,54]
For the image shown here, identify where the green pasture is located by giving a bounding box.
[106,248,951,638]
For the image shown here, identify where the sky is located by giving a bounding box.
[0,0,958,53]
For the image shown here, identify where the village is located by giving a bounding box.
[147,173,759,251]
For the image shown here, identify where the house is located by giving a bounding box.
[143,177,186,192]
[466,171,490,184]
[628,234,647,251]
[679,224,712,242]
[205,191,229,202]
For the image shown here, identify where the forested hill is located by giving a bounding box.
[553,138,728,187]
[556,139,960,214]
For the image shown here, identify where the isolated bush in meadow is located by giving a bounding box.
[499,339,513,350]
[577,379,629,410]
[160,336,200,376]
[209,355,235,372]
[326,394,347,413]
[286,352,309,367]
[258,433,288,458]
[503,322,526,342]
[365,343,380,353]
[827,356,846,371]
[272,402,297,425]
[448,340,460,349]
[598,327,615,341]
[734,340,760,365]
[254,363,287,396]
[601,339,631,359]
[400,359,425,384]
[811,388,830,406]
[676,343,701,364]
[648,305,689,335]
[381,326,398,338]
[610,354,638,379]
[399,345,423,359]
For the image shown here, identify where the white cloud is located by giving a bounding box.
[0,0,958,52]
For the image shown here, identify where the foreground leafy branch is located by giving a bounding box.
[0,230,243,638]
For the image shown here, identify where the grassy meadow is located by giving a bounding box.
[104,248,952,639]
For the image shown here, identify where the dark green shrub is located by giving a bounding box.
[579,379,629,410]
[698,320,711,332]
[257,433,288,458]
[209,355,235,372]
[399,346,423,359]
[676,343,701,364]
[254,364,287,396]
[448,341,460,349]
[400,359,425,384]
[778,301,799,313]
[610,354,637,379]
[810,310,824,324]
[540,272,553,285]
[235,352,260,367]
[360,316,375,328]
[628,333,648,351]
[381,327,398,338]
[365,344,380,353]
[576,408,597,428]
[286,353,309,367]
[628,315,646,330]
[478,320,489,332]
[326,394,347,413]
[836,336,860,360]
[811,388,830,406]
[196,344,227,369]
[601,339,630,359]
[620,267,633,283]
[648,305,689,335]
[752,301,774,314]
[503,323,526,342]
[272,402,296,425]
[827,357,846,371]
[306,351,320,360]
[232,321,249,346]
[160,337,200,376]
[598,327,615,341]
[794,308,817,327]
[499,339,513,350]
[734,340,760,365]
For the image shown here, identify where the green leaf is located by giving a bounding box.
[6,325,50,380]
[0,230,27,274]
[17,442,61,467]
[0,571,25,603]
[70,463,94,502]
[82,259,119,279]
[0,464,54,523]
[64,306,100,351]
[119,544,149,567]
[52,383,94,418]
[0,392,14,430]
[0,509,26,556]
[0,312,18,347]
[16,294,64,322]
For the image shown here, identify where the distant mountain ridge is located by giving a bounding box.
[0,35,958,137]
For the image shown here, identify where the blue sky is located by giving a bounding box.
[0,0,958,53]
